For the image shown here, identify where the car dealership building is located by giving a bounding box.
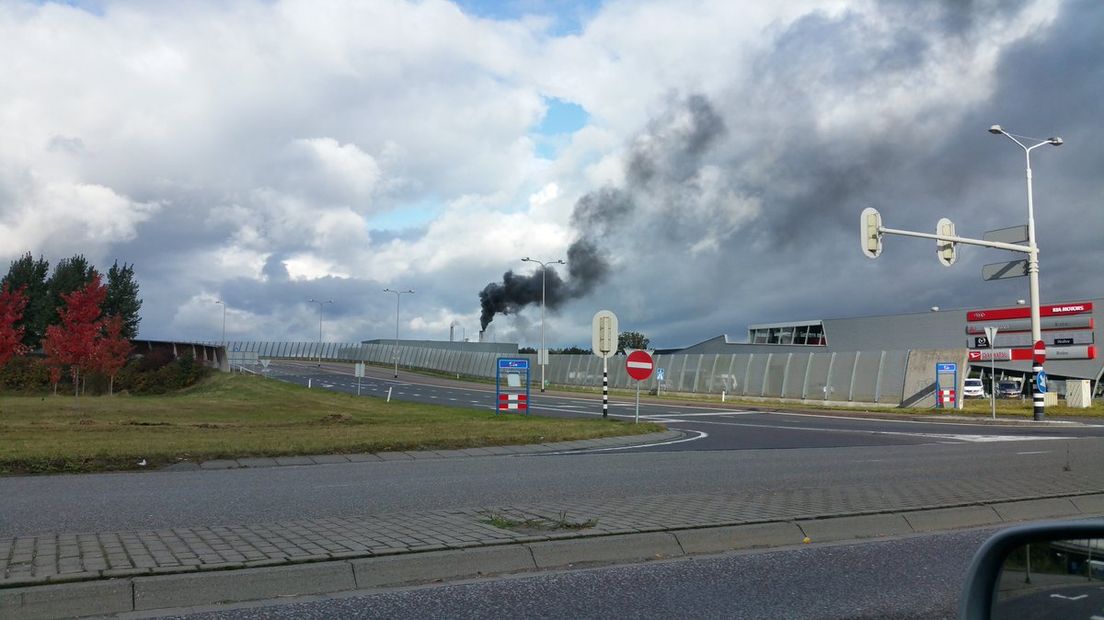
[676,297,1102,387]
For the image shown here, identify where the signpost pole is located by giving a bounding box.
[990,348,996,419]
[602,357,608,418]
[592,310,618,419]
[984,326,999,419]
[635,381,640,424]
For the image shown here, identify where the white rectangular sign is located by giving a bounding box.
[965,316,1093,334]
[968,345,1096,362]
[969,330,1094,349]
[354,362,365,377]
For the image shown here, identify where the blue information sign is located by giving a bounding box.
[498,358,530,369]
[936,362,957,373]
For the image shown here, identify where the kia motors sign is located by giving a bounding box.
[625,350,655,381]
[967,302,1093,322]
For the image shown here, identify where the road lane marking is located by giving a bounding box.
[768,409,1104,429]
[639,411,758,418]
[680,418,1075,443]
[1016,450,1052,455]
[546,429,709,454]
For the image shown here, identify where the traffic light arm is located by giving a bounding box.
[877,226,1035,255]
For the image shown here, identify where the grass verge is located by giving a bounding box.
[480,510,598,533]
[0,373,663,475]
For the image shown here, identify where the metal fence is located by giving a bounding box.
[220,342,911,405]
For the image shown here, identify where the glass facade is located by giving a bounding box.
[748,321,826,346]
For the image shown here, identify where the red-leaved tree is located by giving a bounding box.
[0,282,29,368]
[95,315,132,395]
[43,273,107,397]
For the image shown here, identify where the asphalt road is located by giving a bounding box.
[152,526,997,619]
[264,360,1104,452]
[3,360,1103,537]
[4,428,1102,537]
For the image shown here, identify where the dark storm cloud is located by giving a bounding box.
[478,94,729,330]
[532,0,1103,351]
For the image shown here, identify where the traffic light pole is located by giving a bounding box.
[863,209,1045,420]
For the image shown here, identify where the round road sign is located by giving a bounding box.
[1033,339,1046,365]
[626,350,654,381]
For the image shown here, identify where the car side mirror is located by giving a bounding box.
[959,520,1104,619]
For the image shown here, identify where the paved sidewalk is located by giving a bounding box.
[4,462,1103,589]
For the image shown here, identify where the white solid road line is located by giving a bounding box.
[547,429,710,454]
[639,411,758,418]
[681,418,1074,443]
[771,409,1104,429]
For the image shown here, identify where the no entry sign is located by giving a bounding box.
[626,350,654,381]
[1033,340,1046,365]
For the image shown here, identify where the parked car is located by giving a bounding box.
[963,378,986,398]
[997,380,1023,399]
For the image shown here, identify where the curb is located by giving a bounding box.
[4,496,1103,619]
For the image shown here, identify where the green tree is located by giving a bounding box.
[46,255,95,331]
[104,260,142,338]
[2,253,50,349]
[617,331,650,354]
[552,346,592,355]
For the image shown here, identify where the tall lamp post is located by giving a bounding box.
[308,298,333,365]
[383,288,413,378]
[989,125,1062,421]
[214,300,226,345]
[521,257,565,393]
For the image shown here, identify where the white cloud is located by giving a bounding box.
[0,0,1095,348]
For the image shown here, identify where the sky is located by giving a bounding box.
[1,0,1101,349]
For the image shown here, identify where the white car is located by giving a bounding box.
[962,378,986,398]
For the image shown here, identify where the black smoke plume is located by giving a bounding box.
[478,94,726,330]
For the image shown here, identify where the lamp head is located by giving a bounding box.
[988,124,1004,135]
[1048,137,1063,146]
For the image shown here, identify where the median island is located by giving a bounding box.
[0,373,663,475]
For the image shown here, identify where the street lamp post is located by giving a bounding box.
[383,288,413,378]
[307,298,333,365]
[214,300,226,345]
[989,125,1063,421]
[521,257,565,392]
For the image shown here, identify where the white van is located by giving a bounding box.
[963,378,986,398]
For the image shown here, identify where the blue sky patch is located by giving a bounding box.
[453,0,601,36]
[532,97,589,158]
[366,200,442,232]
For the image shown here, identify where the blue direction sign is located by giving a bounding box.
[936,363,957,373]
[1036,370,1047,394]
[498,358,530,369]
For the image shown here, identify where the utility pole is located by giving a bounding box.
[383,288,414,378]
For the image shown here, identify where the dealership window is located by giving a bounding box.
[748,321,826,346]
